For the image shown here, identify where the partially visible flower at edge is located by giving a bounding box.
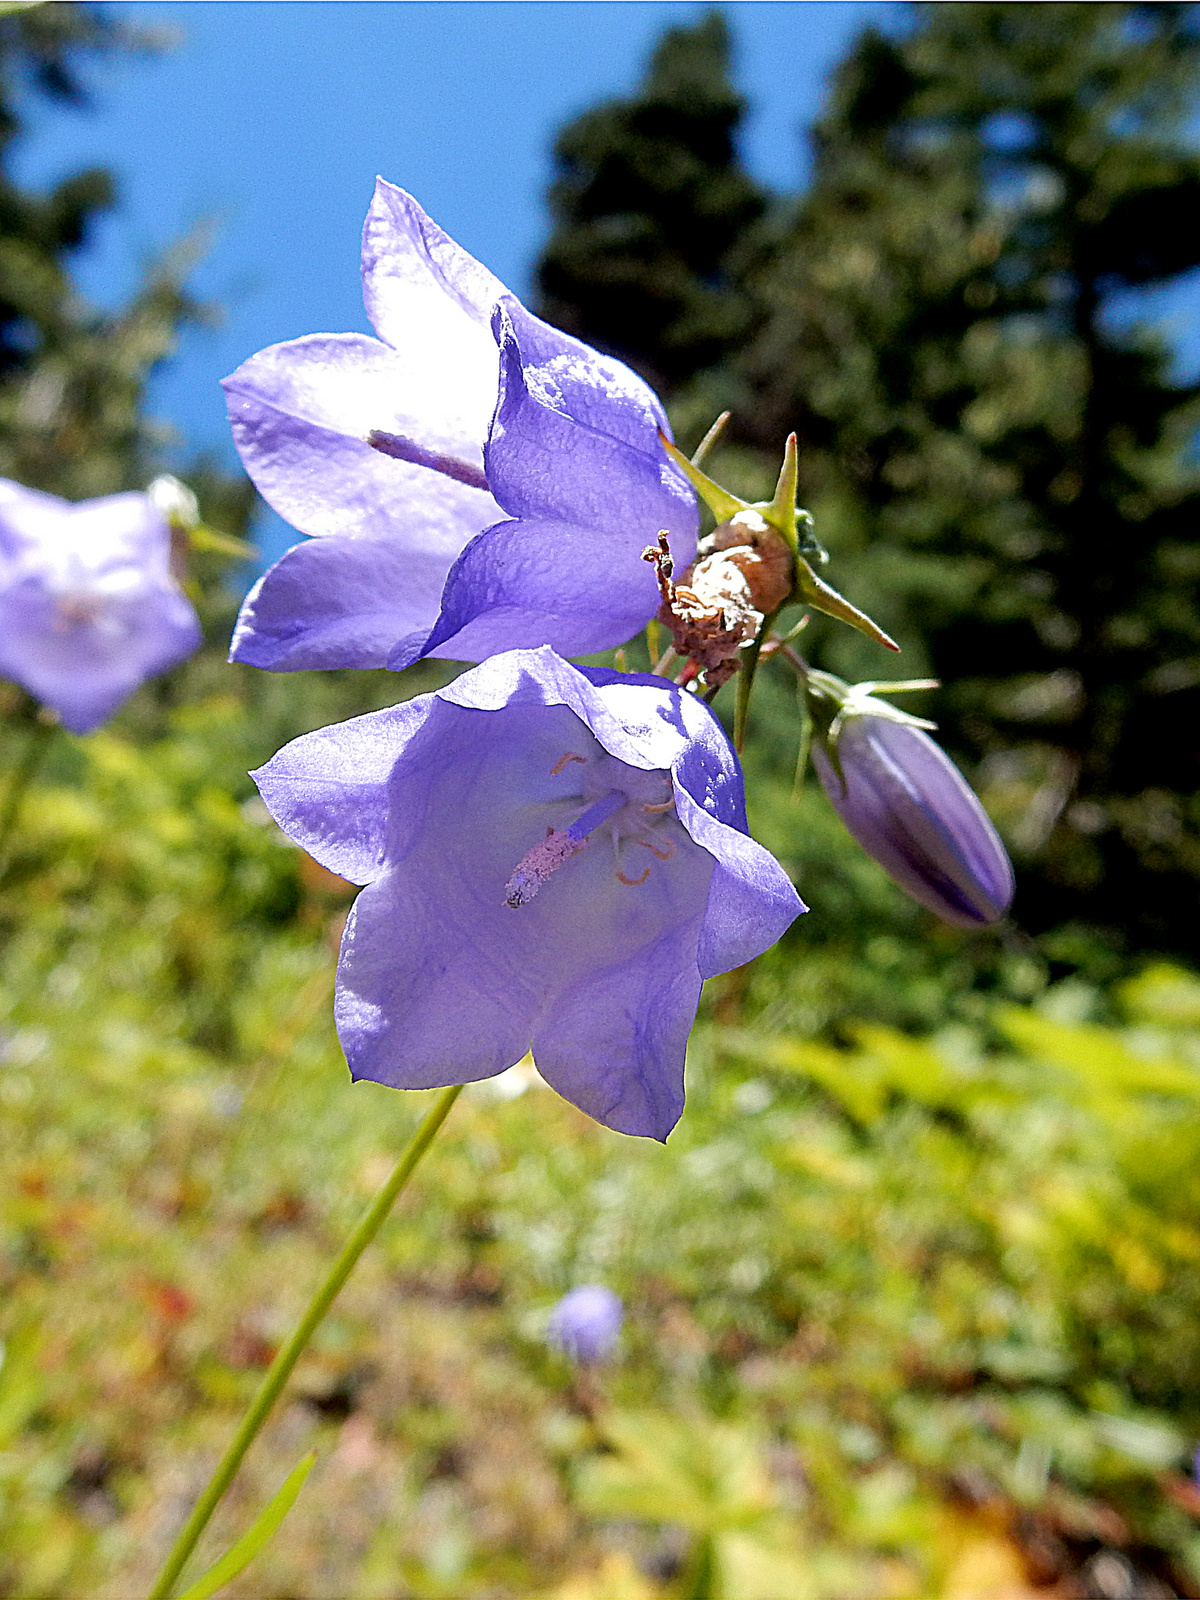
[547,1286,624,1364]
[224,179,697,674]
[809,678,1014,929]
[251,646,803,1140]
[0,478,202,734]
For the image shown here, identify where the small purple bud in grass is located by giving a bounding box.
[224,180,696,674]
[250,647,803,1140]
[813,709,1014,929]
[547,1286,624,1364]
[0,479,202,733]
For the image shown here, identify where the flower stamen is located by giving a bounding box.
[639,838,675,859]
[643,800,674,814]
[365,429,490,493]
[505,789,628,909]
[616,867,652,887]
[550,751,588,775]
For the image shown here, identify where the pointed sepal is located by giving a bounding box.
[658,429,747,525]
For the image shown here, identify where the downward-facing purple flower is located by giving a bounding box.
[251,647,802,1140]
[0,479,201,733]
[225,180,696,674]
[811,702,1014,929]
[547,1286,624,1364]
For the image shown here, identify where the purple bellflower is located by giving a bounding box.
[547,1286,624,1364]
[809,680,1014,929]
[225,180,696,674]
[0,479,202,734]
[251,647,803,1140]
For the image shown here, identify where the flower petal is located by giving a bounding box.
[532,930,700,1140]
[361,180,504,453]
[0,580,199,734]
[222,333,499,547]
[396,515,665,668]
[251,697,433,884]
[487,298,696,543]
[230,533,451,671]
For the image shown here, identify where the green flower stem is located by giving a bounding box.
[146,1082,464,1600]
[0,715,55,878]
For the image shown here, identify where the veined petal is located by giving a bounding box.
[222,333,499,547]
[230,533,452,671]
[487,299,696,550]
[532,931,701,1140]
[361,180,504,451]
[250,696,434,884]
[396,515,665,668]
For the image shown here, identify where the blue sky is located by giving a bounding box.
[9,1,1199,564]
[8,0,888,559]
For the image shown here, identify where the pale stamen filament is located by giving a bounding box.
[550,751,588,776]
[643,799,674,814]
[639,838,675,860]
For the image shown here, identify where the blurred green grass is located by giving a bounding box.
[3,679,1200,1597]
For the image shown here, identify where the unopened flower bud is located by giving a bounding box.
[812,707,1014,929]
[146,475,199,530]
[546,1285,623,1364]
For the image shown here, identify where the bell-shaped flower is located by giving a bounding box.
[809,681,1014,929]
[225,180,696,674]
[546,1286,624,1364]
[0,479,202,733]
[251,647,803,1140]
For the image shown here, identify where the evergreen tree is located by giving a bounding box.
[537,11,767,392]
[0,3,206,500]
[734,3,1200,960]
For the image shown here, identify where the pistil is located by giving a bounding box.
[504,789,628,909]
[366,429,490,492]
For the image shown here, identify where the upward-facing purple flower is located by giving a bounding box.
[225,180,696,674]
[0,479,201,733]
[251,647,803,1140]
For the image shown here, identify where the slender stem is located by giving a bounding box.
[652,644,679,679]
[0,716,55,879]
[732,608,781,753]
[145,1083,464,1600]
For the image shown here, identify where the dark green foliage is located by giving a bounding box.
[537,11,767,391]
[732,3,1200,960]
[0,3,206,498]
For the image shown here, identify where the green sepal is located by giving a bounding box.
[188,523,256,561]
[793,556,900,652]
[175,1451,317,1600]
[658,428,746,524]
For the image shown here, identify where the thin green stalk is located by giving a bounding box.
[0,716,55,878]
[732,608,780,752]
[146,1082,464,1600]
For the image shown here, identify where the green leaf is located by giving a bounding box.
[175,1452,317,1600]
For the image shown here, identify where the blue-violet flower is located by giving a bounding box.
[0,479,202,733]
[811,693,1014,928]
[251,647,803,1140]
[547,1286,624,1364]
[225,180,696,673]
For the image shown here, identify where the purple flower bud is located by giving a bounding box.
[546,1286,623,1364]
[812,712,1014,929]
[0,480,202,733]
[224,181,696,675]
[251,647,804,1140]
